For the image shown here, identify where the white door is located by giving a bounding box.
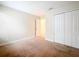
[55,14,65,44]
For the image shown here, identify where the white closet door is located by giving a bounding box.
[55,15,59,43]
[71,10,79,48]
[76,10,79,48]
[64,12,72,46]
[55,14,65,44]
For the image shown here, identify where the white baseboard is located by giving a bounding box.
[46,37,79,49]
[0,36,34,47]
[45,37,54,42]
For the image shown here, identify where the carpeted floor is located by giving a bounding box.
[0,37,79,57]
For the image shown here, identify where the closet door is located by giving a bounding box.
[71,10,79,48]
[55,14,65,44]
[64,12,72,46]
[76,10,79,48]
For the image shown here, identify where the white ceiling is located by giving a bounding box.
[1,1,79,16]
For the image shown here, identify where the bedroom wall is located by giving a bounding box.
[0,5,38,44]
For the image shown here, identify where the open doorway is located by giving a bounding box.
[35,17,45,38]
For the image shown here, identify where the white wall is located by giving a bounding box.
[0,5,38,44]
[45,13,55,42]
[45,9,79,48]
[36,18,41,36]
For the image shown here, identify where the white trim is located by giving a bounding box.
[45,37,54,42]
[45,37,79,49]
[0,36,34,47]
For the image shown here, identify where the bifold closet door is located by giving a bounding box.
[64,12,72,46]
[55,14,65,44]
[64,10,79,48]
[71,10,79,48]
